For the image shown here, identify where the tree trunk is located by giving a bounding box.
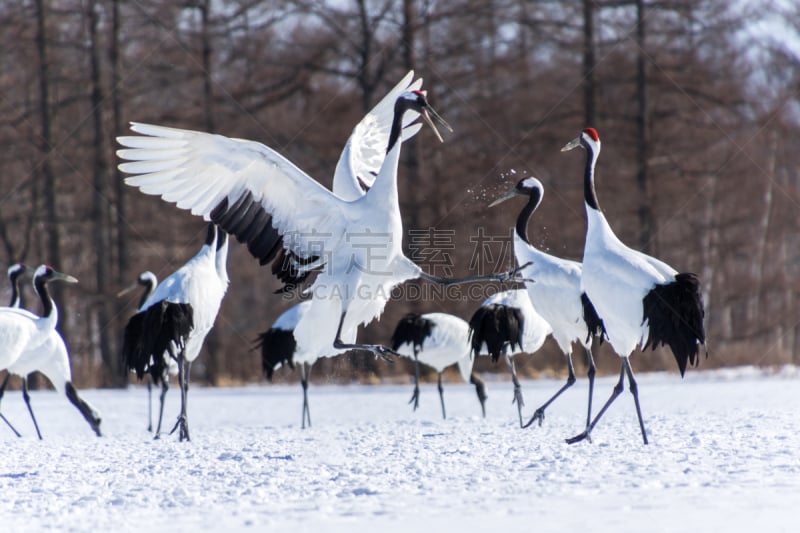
[34,0,66,389]
[88,0,122,387]
[111,0,128,287]
[582,0,595,126]
[635,0,654,254]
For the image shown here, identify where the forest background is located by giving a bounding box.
[1,0,798,388]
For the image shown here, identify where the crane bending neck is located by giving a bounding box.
[515,188,542,245]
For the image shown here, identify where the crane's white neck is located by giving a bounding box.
[365,135,402,209]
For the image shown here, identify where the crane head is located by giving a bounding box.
[489,176,544,207]
[401,90,452,142]
[562,127,601,153]
[34,265,79,285]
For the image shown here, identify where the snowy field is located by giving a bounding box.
[1,366,799,532]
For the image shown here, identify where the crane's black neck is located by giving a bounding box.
[9,270,23,308]
[515,188,542,245]
[387,99,411,154]
[33,275,55,318]
[138,279,155,309]
[205,223,216,246]
[583,144,600,211]
[216,229,228,251]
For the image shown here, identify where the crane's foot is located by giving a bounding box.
[565,429,593,445]
[408,387,420,411]
[336,340,397,362]
[360,344,397,362]
[523,408,546,429]
[169,415,191,442]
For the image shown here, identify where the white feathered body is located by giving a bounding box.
[581,208,677,357]
[141,241,227,363]
[393,312,474,382]
[514,232,588,355]
[0,306,58,371]
[4,315,72,394]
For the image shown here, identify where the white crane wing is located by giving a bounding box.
[332,71,423,199]
[118,123,349,275]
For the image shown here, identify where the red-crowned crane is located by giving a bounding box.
[256,300,335,429]
[122,224,229,441]
[118,271,179,433]
[117,89,525,367]
[391,312,488,419]
[0,265,102,438]
[255,72,431,429]
[468,289,551,427]
[489,177,605,430]
[562,127,706,445]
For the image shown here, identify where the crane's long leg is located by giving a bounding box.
[300,362,312,429]
[505,353,525,427]
[22,378,42,440]
[153,371,169,439]
[566,360,626,445]
[624,358,648,445]
[523,353,576,429]
[469,372,487,418]
[417,262,532,287]
[333,312,396,361]
[146,375,153,432]
[409,348,420,412]
[170,350,191,442]
[437,372,447,420]
[0,373,22,438]
[585,346,597,430]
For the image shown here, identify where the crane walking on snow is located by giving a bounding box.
[0,265,102,438]
[489,177,605,430]
[561,128,706,445]
[468,289,551,427]
[391,312,488,419]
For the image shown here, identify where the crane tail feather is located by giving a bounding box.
[642,272,706,377]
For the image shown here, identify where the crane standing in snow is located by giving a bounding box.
[122,224,229,441]
[391,312,488,419]
[118,271,180,433]
[468,289,551,427]
[561,128,706,445]
[257,300,324,429]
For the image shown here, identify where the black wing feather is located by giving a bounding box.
[390,313,435,352]
[642,272,706,377]
[468,304,524,363]
[122,300,194,384]
[255,327,297,381]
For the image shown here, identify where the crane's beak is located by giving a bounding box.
[116,282,139,298]
[53,271,79,284]
[561,136,582,152]
[422,105,452,143]
[489,188,519,207]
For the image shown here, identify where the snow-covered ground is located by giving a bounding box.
[1,366,799,532]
